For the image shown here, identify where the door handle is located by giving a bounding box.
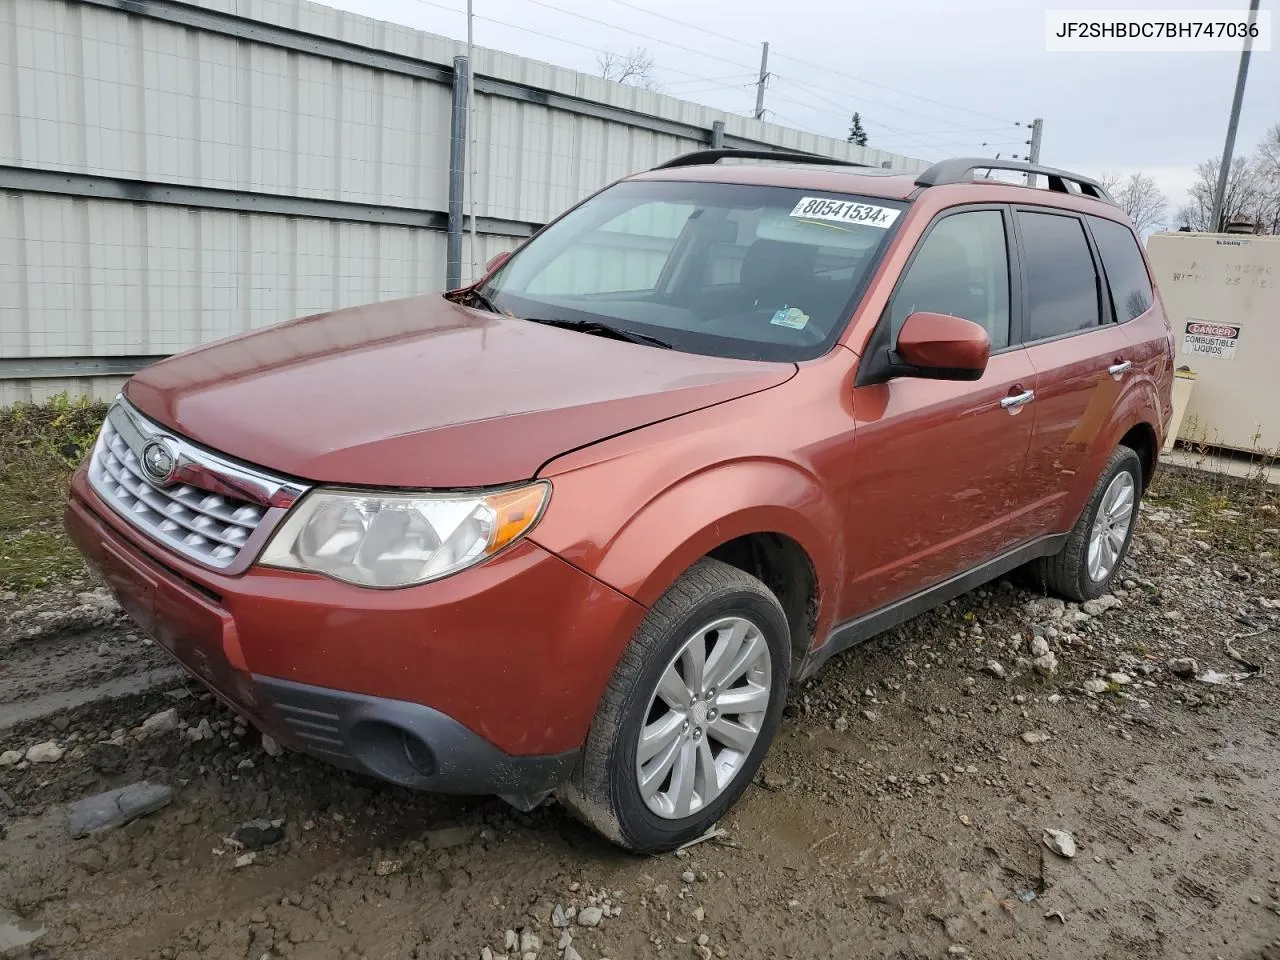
[1000,389,1035,410]
[1108,360,1133,377]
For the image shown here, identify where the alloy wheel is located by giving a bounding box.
[1087,471,1136,582]
[635,616,772,819]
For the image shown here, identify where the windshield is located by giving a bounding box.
[476,179,906,362]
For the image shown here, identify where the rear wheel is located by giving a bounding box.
[558,558,789,853]
[1033,445,1142,601]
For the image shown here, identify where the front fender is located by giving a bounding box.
[530,457,842,632]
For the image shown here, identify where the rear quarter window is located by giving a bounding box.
[1088,216,1154,321]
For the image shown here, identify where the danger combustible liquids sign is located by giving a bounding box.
[1182,320,1241,360]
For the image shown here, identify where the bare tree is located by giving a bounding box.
[1253,123,1280,234]
[1177,155,1272,232]
[597,47,661,92]
[1099,172,1168,234]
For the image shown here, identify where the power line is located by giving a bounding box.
[404,0,757,100]
[775,73,1023,135]
[513,0,762,74]
[603,0,1019,125]
[764,81,1012,155]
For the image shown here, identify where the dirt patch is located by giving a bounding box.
[1,471,1278,960]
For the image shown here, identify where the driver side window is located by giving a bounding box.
[889,210,1011,350]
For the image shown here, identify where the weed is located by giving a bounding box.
[0,392,107,592]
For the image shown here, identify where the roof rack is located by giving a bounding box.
[915,157,1114,202]
[651,148,864,171]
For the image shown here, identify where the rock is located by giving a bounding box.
[693,906,705,922]
[1106,672,1132,686]
[25,741,64,764]
[0,750,21,768]
[136,709,179,739]
[425,825,475,850]
[1029,636,1050,658]
[1021,731,1051,744]
[234,852,257,868]
[480,948,494,960]
[833,716,849,732]
[761,772,789,790]
[374,859,403,876]
[552,904,569,928]
[1082,678,1109,695]
[519,930,540,953]
[69,781,173,837]
[186,718,214,743]
[504,930,518,952]
[576,906,604,927]
[260,734,283,757]
[563,946,583,960]
[983,660,1006,679]
[681,870,696,883]
[557,931,573,950]
[1081,595,1119,616]
[861,709,880,723]
[232,818,285,850]
[85,741,127,774]
[1169,657,1199,679]
[1033,652,1059,676]
[1042,828,1077,858]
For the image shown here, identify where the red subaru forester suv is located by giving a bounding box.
[66,152,1173,853]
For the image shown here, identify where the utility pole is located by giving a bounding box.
[466,0,477,280]
[1210,0,1260,233]
[1024,117,1043,186]
[753,42,769,121]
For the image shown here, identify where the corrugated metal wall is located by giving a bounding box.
[0,0,928,404]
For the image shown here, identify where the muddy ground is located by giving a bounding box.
[2,467,1279,960]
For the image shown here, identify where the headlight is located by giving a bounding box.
[259,482,550,587]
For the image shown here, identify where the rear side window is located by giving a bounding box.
[889,210,1011,350]
[1088,216,1154,321]
[1017,211,1101,341]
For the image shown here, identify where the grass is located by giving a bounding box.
[0,392,107,594]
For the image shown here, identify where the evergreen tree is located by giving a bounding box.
[847,112,868,147]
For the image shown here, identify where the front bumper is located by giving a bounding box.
[65,469,646,796]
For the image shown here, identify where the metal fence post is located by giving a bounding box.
[710,120,724,148]
[447,55,470,290]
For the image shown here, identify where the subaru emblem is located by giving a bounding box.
[141,439,178,485]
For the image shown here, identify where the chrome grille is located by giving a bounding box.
[87,400,307,569]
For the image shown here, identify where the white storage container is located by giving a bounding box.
[1145,233,1280,454]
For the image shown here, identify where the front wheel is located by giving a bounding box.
[1033,445,1142,601]
[558,558,789,853]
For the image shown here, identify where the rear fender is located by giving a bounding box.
[1061,378,1162,528]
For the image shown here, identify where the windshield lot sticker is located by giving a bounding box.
[1182,320,1239,360]
[770,306,810,329]
[789,197,900,229]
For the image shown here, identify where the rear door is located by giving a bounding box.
[844,206,1041,619]
[1014,207,1135,534]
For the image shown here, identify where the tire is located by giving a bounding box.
[558,558,789,853]
[1033,445,1142,602]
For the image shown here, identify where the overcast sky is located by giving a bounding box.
[323,0,1276,214]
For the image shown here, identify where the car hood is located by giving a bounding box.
[125,295,795,488]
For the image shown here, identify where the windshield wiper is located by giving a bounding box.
[465,286,502,314]
[523,316,673,349]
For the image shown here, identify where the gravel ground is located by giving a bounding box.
[1,467,1278,960]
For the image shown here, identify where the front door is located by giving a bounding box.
[844,206,1041,620]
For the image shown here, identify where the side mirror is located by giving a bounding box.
[485,251,511,274]
[893,312,990,381]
